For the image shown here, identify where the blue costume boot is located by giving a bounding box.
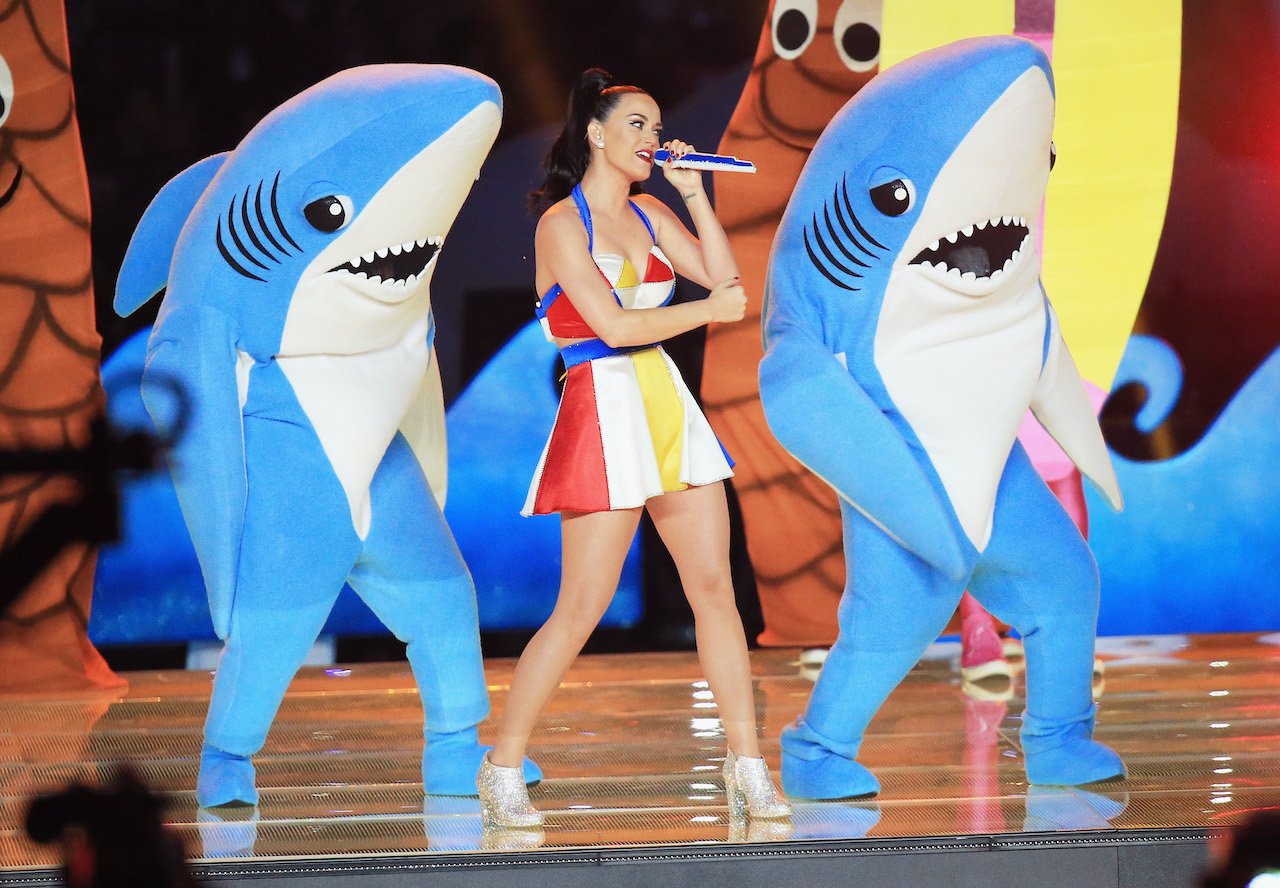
[196,744,258,808]
[422,726,542,795]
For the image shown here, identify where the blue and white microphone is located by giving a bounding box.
[653,148,756,174]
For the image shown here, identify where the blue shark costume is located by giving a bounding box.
[115,65,537,806]
[759,37,1126,798]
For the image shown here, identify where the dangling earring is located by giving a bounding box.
[592,130,604,148]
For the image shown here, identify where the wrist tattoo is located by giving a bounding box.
[681,190,700,202]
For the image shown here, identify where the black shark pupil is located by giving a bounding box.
[1049,141,1057,171]
[776,9,811,52]
[305,196,347,232]
[842,23,880,63]
[869,179,912,216]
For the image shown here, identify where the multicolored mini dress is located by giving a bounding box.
[522,185,733,516]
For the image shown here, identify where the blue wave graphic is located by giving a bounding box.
[1087,336,1280,635]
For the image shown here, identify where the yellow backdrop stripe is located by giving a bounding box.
[1043,2,1181,388]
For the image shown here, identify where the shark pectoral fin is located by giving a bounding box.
[760,322,967,580]
[142,305,247,639]
[400,345,448,509]
[1031,313,1123,512]
[116,152,229,317]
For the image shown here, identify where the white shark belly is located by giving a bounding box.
[875,272,1046,550]
[277,317,430,539]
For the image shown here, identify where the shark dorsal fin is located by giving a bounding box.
[115,152,229,317]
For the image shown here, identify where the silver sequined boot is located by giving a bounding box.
[724,750,792,819]
[477,754,544,828]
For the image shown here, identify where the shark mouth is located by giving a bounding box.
[909,216,1030,282]
[0,163,23,210]
[328,237,442,286]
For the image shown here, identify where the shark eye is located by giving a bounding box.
[772,0,817,61]
[834,0,882,72]
[0,54,13,128]
[868,177,914,216]
[303,194,352,233]
[1049,141,1057,171]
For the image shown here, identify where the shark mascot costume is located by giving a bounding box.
[115,65,538,807]
[759,37,1126,798]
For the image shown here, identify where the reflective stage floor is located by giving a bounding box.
[1,633,1277,874]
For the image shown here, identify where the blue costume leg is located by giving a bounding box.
[782,505,973,799]
[350,434,538,796]
[199,416,361,807]
[968,443,1124,785]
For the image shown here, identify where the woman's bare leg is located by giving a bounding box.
[647,482,761,758]
[489,507,643,768]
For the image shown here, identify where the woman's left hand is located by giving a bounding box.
[660,140,705,197]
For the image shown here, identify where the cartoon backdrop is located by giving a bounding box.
[1,0,1271,651]
[0,0,120,690]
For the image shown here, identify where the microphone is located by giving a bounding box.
[653,149,756,173]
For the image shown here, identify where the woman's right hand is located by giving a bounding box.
[706,278,747,324]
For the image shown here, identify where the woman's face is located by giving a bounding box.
[589,92,662,182]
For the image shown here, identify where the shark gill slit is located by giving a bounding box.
[215,218,267,282]
[840,179,887,251]
[225,197,270,272]
[803,226,859,291]
[253,180,291,258]
[239,185,278,264]
[831,185,878,261]
[810,214,864,279]
[270,173,302,252]
[822,203,870,268]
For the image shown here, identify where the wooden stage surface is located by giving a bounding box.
[2,633,1278,868]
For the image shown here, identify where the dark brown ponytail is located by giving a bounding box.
[528,68,647,214]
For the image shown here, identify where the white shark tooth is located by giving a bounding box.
[946,232,959,244]
[376,247,390,259]
[433,235,444,246]
[1010,249,1021,264]
[362,252,375,264]
[991,268,1004,280]
[349,256,362,268]
[1018,216,1027,226]
[401,241,414,253]
[962,224,974,238]
[415,238,427,249]
[977,220,988,230]
[947,266,962,278]
[369,274,382,284]
[390,243,403,256]
[1001,215,1011,226]
[929,239,940,252]
[961,271,976,281]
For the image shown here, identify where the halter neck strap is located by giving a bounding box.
[571,183,657,251]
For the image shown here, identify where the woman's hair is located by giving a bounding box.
[528,68,648,214]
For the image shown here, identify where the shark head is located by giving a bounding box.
[769,36,1055,359]
[120,64,501,357]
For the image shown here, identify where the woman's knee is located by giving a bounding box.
[684,573,738,619]
[547,595,609,641]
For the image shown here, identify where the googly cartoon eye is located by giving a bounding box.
[834,0,882,73]
[772,0,818,61]
[1049,140,1057,171]
[0,54,14,129]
